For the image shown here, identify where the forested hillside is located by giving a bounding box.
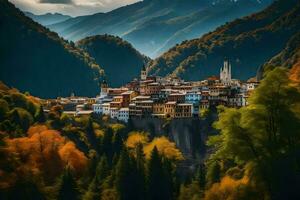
[0,83,185,200]
[0,0,103,98]
[148,0,300,81]
[260,31,300,84]
[48,0,272,57]
[77,35,150,87]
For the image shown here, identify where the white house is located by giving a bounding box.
[92,104,102,114]
[185,91,201,104]
[118,108,129,123]
[102,103,110,115]
[110,108,119,119]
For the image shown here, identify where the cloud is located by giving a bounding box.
[39,0,73,4]
[10,0,140,16]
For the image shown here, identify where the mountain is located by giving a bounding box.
[48,0,273,57]
[261,31,300,84]
[77,35,150,87]
[0,0,103,98]
[25,11,72,26]
[147,0,300,81]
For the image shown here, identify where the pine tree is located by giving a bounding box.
[115,148,138,200]
[85,117,98,150]
[196,164,206,189]
[57,167,81,200]
[147,146,172,200]
[206,161,221,187]
[35,105,46,123]
[9,176,45,200]
[83,156,110,200]
[101,128,114,163]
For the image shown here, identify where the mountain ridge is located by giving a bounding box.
[48,0,273,57]
[147,0,300,81]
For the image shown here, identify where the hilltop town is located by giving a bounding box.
[42,61,259,123]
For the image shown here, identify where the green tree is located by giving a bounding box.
[209,68,300,199]
[35,105,46,123]
[9,176,45,200]
[115,148,139,200]
[83,156,110,200]
[57,167,81,200]
[147,146,172,200]
[206,161,221,187]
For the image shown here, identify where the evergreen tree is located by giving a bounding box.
[195,164,206,189]
[9,176,45,200]
[101,128,114,163]
[134,143,146,199]
[83,156,110,200]
[206,161,221,187]
[147,146,172,200]
[35,105,46,123]
[112,131,123,157]
[115,148,138,200]
[85,117,98,150]
[57,167,81,200]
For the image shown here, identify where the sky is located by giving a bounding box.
[9,0,140,16]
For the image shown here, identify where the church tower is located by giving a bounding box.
[141,65,147,81]
[220,60,232,85]
[100,79,109,96]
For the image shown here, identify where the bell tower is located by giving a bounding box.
[141,65,147,81]
[100,79,108,96]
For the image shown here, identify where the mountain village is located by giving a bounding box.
[42,61,259,123]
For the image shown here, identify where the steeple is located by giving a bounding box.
[141,64,147,81]
[100,79,109,96]
[220,60,232,85]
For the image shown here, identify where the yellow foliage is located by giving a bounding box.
[144,136,184,161]
[125,132,149,149]
[205,176,249,200]
[109,123,126,133]
[95,129,105,137]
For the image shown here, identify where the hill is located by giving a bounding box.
[148,0,300,81]
[261,31,300,84]
[24,12,72,26]
[77,35,150,87]
[0,0,103,98]
[48,0,273,57]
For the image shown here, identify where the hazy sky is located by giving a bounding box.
[9,0,140,16]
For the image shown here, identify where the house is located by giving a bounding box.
[92,104,102,114]
[175,104,192,118]
[102,103,110,115]
[110,108,119,119]
[118,108,129,122]
[164,101,177,118]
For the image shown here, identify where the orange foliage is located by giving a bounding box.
[290,62,300,87]
[205,176,249,200]
[144,136,183,161]
[27,125,48,137]
[59,142,87,173]
[4,126,87,182]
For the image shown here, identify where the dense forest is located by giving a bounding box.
[0,65,299,199]
[77,35,150,87]
[148,0,300,81]
[0,0,103,98]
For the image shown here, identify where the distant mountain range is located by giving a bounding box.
[47,0,273,57]
[77,35,150,87]
[148,0,300,81]
[0,0,102,98]
[24,12,72,26]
